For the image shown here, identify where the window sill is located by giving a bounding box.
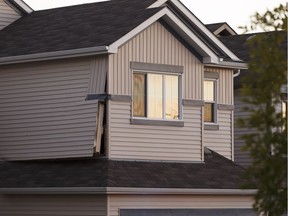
[131,118,184,127]
[204,124,219,130]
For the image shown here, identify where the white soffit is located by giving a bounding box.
[108,7,220,64]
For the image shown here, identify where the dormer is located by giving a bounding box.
[206,22,237,37]
[0,0,32,30]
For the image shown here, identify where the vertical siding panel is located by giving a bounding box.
[108,21,203,96]
[107,22,205,162]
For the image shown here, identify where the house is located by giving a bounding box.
[207,22,288,167]
[0,0,257,215]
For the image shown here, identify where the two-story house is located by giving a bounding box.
[0,0,257,215]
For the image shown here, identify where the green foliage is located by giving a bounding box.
[238,3,288,216]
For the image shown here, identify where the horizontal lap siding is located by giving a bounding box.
[204,110,232,159]
[0,194,107,216]
[0,0,20,30]
[108,195,254,216]
[109,101,202,162]
[108,21,203,100]
[0,58,100,160]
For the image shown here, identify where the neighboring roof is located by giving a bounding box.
[0,149,249,192]
[206,22,237,36]
[219,31,287,88]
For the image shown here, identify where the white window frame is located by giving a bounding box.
[132,70,182,121]
[204,78,218,124]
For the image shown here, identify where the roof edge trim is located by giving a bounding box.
[0,46,109,65]
[4,0,33,15]
[109,7,220,64]
[169,0,241,61]
[0,187,257,195]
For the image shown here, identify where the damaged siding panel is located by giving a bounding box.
[109,195,255,216]
[0,194,107,216]
[108,21,204,100]
[0,58,98,160]
[88,55,108,94]
[0,0,20,30]
[204,110,232,159]
[109,101,202,162]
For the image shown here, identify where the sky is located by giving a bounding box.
[23,0,286,34]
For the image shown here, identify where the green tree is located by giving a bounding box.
[238,4,288,216]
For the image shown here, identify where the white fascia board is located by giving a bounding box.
[0,187,257,196]
[0,46,109,66]
[14,0,33,13]
[170,0,242,62]
[148,0,168,8]
[109,7,220,64]
[106,187,257,195]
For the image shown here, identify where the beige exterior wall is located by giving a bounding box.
[0,194,107,216]
[204,109,233,159]
[108,194,255,216]
[108,100,202,162]
[0,0,20,30]
[0,56,106,160]
[108,21,204,100]
[205,67,234,105]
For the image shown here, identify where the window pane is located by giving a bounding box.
[204,102,214,122]
[147,74,163,118]
[133,73,146,117]
[204,80,215,101]
[165,75,179,119]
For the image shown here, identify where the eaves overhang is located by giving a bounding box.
[0,46,110,66]
[0,187,258,195]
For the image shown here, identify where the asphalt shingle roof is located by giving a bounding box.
[219,31,287,88]
[0,0,160,58]
[0,149,247,189]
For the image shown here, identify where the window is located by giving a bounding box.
[204,79,217,123]
[133,72,180,120]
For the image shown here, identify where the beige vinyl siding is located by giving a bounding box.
[234,90,254,167]
[205,67,234,105]
[108,21,204,100]
[0,57,105,161]
[88,55,108,94]
[109,101,202,162]
[204,110,233,159]
[108,194,254,216]
[0,194,106,216]
[0,0,20,30]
